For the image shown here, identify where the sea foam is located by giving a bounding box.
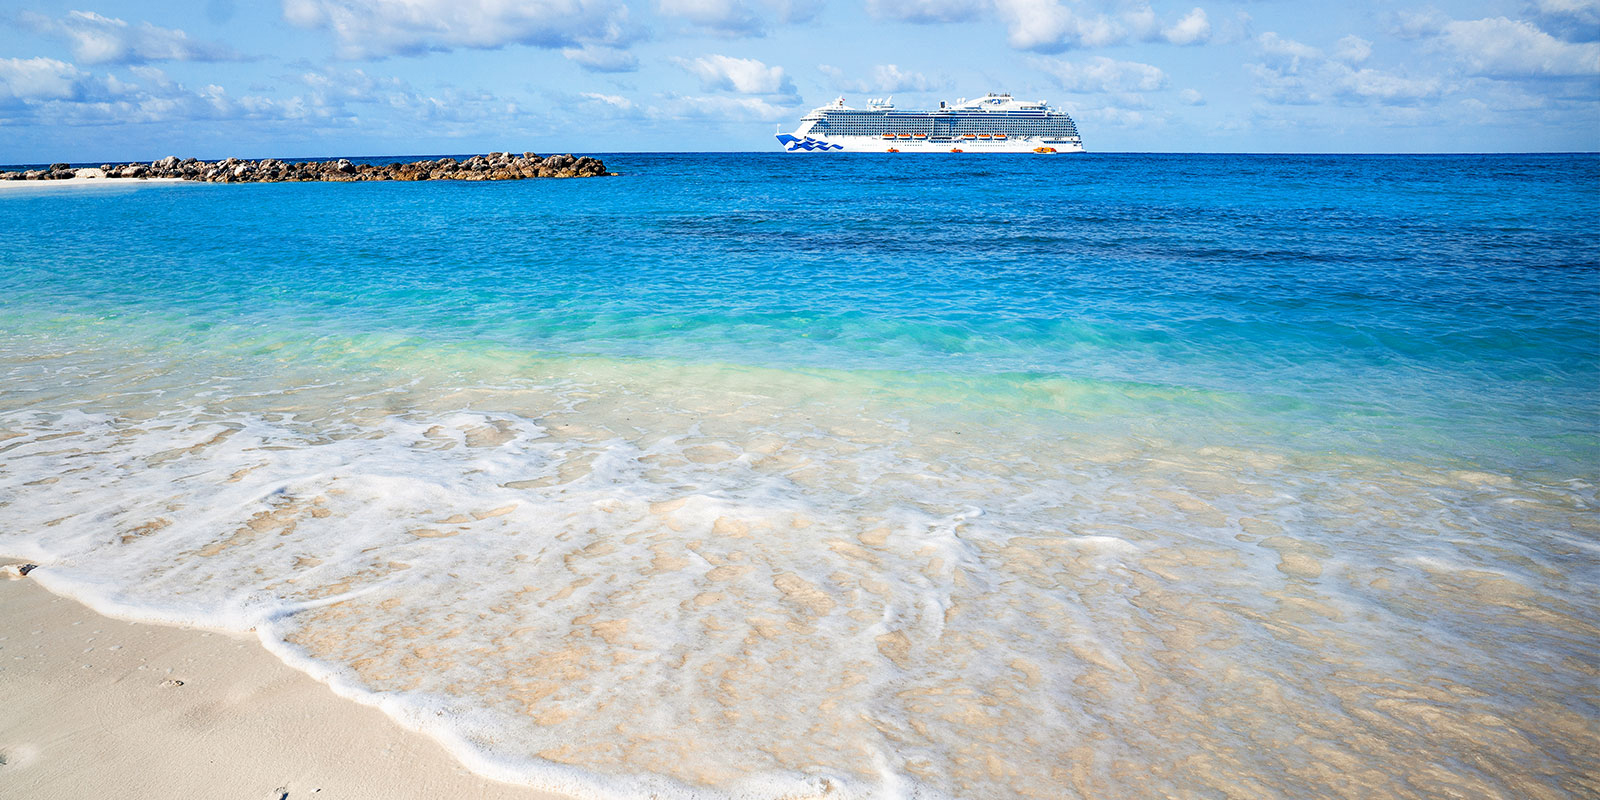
[3,331,1595,800]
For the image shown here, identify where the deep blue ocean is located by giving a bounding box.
[2,154,1597,799]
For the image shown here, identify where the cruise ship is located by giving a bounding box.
[776,93,1084,153]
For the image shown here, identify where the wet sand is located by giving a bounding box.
[0,566,571,800]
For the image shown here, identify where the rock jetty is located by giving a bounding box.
[0,153,611,183]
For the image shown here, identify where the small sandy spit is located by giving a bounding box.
[0,175,188,192]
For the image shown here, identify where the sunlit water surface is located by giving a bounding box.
[1,153,1596,799]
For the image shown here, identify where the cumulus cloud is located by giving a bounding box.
[990,0,1214,53]
[1251,32,1443,106]
[580,91,637,111]
[993,0,1123,52]
[1332,35,1372,65]
[1161,7,1210,45]
[0,56,518,133]
[1433,16,1600,78]
[0,60,277,126]
[20,10,241,65]
[281,0,631,58]
[563,45,640,72]
[1031,55,1167,92]
[0,57,89,103]
[1178,87,1204,104]
[675,54,796,96]
[1258,31,1322,67]
[817,63,940,93]
[657,0,765,35]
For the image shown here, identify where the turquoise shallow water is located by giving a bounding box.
[1,154,1597,799]
[5,154,1596,472]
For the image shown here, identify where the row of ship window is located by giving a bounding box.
[818,125,1080,136]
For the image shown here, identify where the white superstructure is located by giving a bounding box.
[777,93,1085,153]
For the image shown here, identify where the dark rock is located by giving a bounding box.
[18,153,610,184]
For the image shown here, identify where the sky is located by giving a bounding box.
[0,0,1596,160]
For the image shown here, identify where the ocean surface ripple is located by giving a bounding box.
[1,153,1597,799]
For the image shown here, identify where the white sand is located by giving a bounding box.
[0,566,573,800]
[0,177,190,192]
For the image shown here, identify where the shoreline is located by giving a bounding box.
[0,565,572,800]
[0,177,190,192]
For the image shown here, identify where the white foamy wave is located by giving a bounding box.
[2,352,1596,800]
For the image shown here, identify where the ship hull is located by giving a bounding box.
[776,133,1085,153]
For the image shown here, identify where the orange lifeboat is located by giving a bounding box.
[913,133,927,139]
[1033,147,1057,154]
[886,147,900,153]
[897,133,912,139]
[950,148,963,153]
[994,133,1007,140]
[881,133,895,139]
[962,134,976,140]
[977,134,992,140]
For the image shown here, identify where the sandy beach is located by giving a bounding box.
[0,565,569,800]
[0,177,190,192]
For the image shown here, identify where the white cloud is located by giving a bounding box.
[865,0,983,23]
[1032,56,1167,92]
[1332,35,1372,65]
[1162,7,1210,45]
[990,0,1213,53]
[20,10,241,65]
[0,58,518,132]
[657,0,764,35]
[281,0,630,58]
[1178,87,1204,105]
[1434,17,1600,78]
[993,0,1124,52]
[1251,32,1443,106]
[1258,32,1322,68]
[581,91,636,110]
[675,54,795,95]
[817,64,940,93]
[0,62,275,126]
[563,45,639,72]
[1392,9,1448,39]
[1338,68,1444,102]
[0,57,88,102]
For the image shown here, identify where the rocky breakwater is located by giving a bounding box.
[0,153,612,183]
